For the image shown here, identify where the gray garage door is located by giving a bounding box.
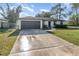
[21,21,40,29]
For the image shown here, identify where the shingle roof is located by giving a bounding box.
[19,16,65,21]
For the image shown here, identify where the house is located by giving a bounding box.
[0,19,9,28]
[17,17,65,30]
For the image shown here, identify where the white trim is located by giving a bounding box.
[17,20,21,30]
[19,20,21,29]
[40,20,43,29]
[51,21,54,28]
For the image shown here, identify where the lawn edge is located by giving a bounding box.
[48,30,79,48]
[9,30,21,55]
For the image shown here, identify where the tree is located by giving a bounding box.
[0,4,22,23]
[35,11,51,18]
[69,14,76,25]
[15,5,22,22]
[35,13,41,17]
[50,3,67,20]
[71,3,79,25]
[69,14,79,25]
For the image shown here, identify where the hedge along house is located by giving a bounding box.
[17,17,65,30]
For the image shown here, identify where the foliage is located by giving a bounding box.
[35,11,51,18]
[0,4,22,23]
[69,14,79,25]
[54,24,67,28]
[50,3,67,20]
[69,3,79,25]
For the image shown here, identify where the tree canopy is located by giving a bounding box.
[0,4,22,23]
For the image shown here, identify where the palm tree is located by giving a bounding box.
[0,4,22,28]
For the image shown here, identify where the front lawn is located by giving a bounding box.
[0,29,20,56]
[48,29,79,46]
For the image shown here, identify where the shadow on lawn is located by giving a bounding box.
[47,31,55,34]
[8,30,20,37]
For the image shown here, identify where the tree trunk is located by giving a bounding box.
[76,8,79,25]
[58,3,61,20]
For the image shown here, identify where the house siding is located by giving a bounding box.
[18,17,65,30]
[56,21,61,24]
[0,20,9,28]
[44,21,49,27]
[3,22,9,28]
[51,21,54,28]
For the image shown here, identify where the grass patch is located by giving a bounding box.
[48,29,79,46]
[0,29,20,56]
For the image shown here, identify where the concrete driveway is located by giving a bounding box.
[10,29,79,56]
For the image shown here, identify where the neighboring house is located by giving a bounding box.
[0,19,9,28]
[17,17,65,30]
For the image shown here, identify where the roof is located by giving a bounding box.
[19,17,51,20]
[0,19,8,22]
[19,16,65,21]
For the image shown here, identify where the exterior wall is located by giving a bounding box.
[44,21,49,27]
[18,19,43,30]
[43,21,54,29]
[56,21,61,25]
[62,21,65,24]
[51,21,54,28]
[40,20,43,29]
[3,22,9,28]
[18,18,65,30]
[17,20,21,29]
[0,20,9,28]
[44,21,64,29]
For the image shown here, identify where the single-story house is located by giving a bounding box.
[0,19,9,28]
[17,17,65,30]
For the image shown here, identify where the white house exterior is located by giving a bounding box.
[18,17,65,30]
[0,20,9,28]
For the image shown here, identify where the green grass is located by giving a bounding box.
[0,29,20,56]
[48,29,79,46]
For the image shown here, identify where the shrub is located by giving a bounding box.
[54,24,68,28]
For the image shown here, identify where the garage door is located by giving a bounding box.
[21,21,40,29]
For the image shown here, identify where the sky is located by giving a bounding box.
[0,3,71,20]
